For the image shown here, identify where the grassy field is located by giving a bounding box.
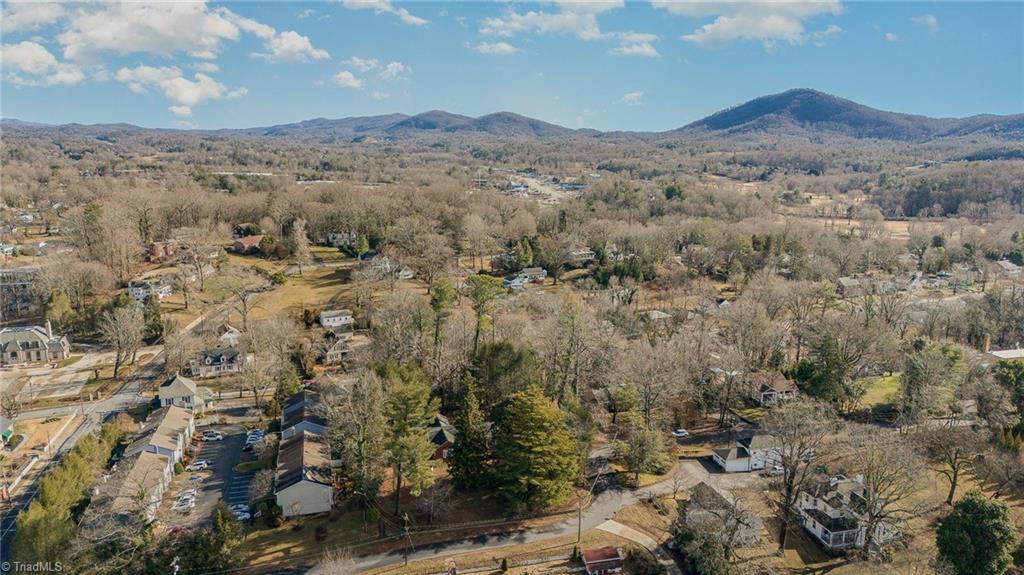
[859,374,901,408]
[248,262,356,321]
[732,406,770,422]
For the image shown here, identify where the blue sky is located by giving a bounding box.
[1,1,1021,131]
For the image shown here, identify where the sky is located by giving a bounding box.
[1,1,1021,132]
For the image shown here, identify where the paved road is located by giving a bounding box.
[348,459,764,573]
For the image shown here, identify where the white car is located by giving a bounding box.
[234,511,251,521]
[179,489,198,498]
[185,460,209,471]
[229,503,249,513]
[202,431,224,441]
[671,428,690,439]
[172,499,195,512]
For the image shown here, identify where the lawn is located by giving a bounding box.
[247,262,356,321]
[859,374,901,408]
[731,406,769,422]
[58,355,83,368]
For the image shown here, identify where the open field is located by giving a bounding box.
[859,374,901,408]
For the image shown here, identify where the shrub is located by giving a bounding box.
[174,462,185,474]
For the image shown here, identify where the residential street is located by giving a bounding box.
[348,459,764,573]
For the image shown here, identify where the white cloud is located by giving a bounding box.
[251,30,330,62]
[297,9,316,20]
[884,32,900,42]
[193,62,220,73]
[114,65,245,116]
[1,41,83,86]
[810,24,842,46]
[619,91,644,106]
[344,56,380,71]
[481,1,624,41]
[53,2,327,64]
[611,32,659,57]
[341,0,428,26]
[378,61,409,80]
[472,42,520,55]
[332,70,364,89]
[372,90,391,100]
[654,0,843,50]
[912,14,939,34]
[1,2,66,33]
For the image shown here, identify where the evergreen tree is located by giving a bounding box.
[383,366,439,514]
[491,386,580,512]
[43,291,74,332]
[937,490,1018,575]
[612,411,668,484]
[143,293,163,341]
[449,376,490,490]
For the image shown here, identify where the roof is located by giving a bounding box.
[995,259,1022,271]
[754,373,798,393]
[234,234,264,248]
[196,347,241,362]
[126,405,193,457]
[276,431,332,490]
[111,451,171,514]
[160,373,197,397]
[320,309,352,318]
[837,276,861,288]
[0,325,62,350]
[282,391,327,431]
[687,481,734,510]
[642,309,672,321]
[581,546,622,567]
[990,348,1024,360]
[713,447,748,461]
[0,416,12,433]
[738,433,778,451]
[428,415,456,446]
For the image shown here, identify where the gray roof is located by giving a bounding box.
[0,326,60,351]
[276,432,332,490]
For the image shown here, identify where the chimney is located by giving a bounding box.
[46,320,53,340]
[983,334,991,353]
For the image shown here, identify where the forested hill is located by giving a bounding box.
[4,89,1022,142]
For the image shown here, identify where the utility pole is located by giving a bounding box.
[402,512,412,566]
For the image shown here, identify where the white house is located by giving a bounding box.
[326,230,357,248]
[216,323,242,347]
[319,309,354,329]
[158,374,214,414]
[189,347,248,378]
[753,373,800,406]
[275,431,334,517]
[0,322,70,366]
[111,451,174,522]
[712,433,780,473]
[127,279,172,303]
[797,474,902,552]
[123,405,195,465]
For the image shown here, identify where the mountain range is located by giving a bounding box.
[4,89,1023,143]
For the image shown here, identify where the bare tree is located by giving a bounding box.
[290,217,312,275]
[99,305,144,379]
[761,398,838,553]
[309,548,358,575]
[919,426,983,505]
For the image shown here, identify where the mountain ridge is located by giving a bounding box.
[4,89,1022,142]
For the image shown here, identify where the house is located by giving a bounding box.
[641,310,672,322]
[502,276,527,290]
[752,373,799,406]
[232,234,264,254]
[994,259,1022,278]
[145,240,178,263]
[111,451,175,522]
[216,323,242,347]
[281,391,328,439]
[189,347,248,378]
[319,309,354,329]
[836,277,862,297]
[127,279,172,303]
[0,322,70,365]
[426,415,456,460]
[581,547,624,575]
[158,374,214,414]
[123,405,195,465]
[520,267,547,282]
[326,230,357,248]
[712,432,780,473]
[275,431,334,517]
[570,248,596,264]
[680,482,761,546]
[395,266,415,280]
[797,474,901,552]
[318,338,351,365]
[989,347,1024,362]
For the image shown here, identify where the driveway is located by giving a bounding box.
[163,426,245,527]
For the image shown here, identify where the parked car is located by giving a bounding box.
[185,460,209,471]
[671,428,690,439]
[234,511,251,521]
[172,499,195,512]
[179,488,198,498]
[203,431,224,441]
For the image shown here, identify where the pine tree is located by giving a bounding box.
[383,367,439,514]
[491,386,580,512]
[449,376,489,490]
[143,293,163,341]
[937,490,1018,575]
[43,291,74,332]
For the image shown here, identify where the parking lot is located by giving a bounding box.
[161,425,247,527]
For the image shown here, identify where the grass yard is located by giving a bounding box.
[732,406,769,422]
[247,263,356,321]
[859,374,900,408]
[57,355,83,368]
